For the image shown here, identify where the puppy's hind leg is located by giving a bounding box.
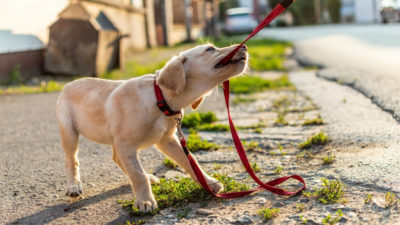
[59,120,82,197]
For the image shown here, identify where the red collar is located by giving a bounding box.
[154,77,181,116]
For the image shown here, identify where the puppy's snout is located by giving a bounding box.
[240,45,247,51]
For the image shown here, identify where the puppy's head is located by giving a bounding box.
[157,44,248,109]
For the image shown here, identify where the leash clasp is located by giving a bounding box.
[175,113,185,141]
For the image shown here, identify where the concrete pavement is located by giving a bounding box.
[260,24,400,121]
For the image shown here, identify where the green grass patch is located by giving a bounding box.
[102,60,167,80]
[0,81,64,95]
[187,131,219,152]
[119,220,146,225]
[298,132,331,149]
[257,207,280,221]
[233,95,257,105]
[303,116,324,126]
[229,75,293,94]
[210,38,292,71]
[303,178,346,204]
[242,141,261,151]
[197,123,229,132]
[163,158,177,168]
[322,153,336,165]
[182,111,228,132]
[182,111,218,128]
[118,174,248,215]
[322,209,343,225]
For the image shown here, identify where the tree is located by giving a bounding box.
[327,0,341,23]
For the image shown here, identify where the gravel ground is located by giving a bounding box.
[2,63,400,224]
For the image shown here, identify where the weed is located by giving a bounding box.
[364,194,372,204]
[277,143,287,156]
[213,163,222,170]
[274,165,283,175]
[316,178,345,204]
[298,132,331,149]
[322,209,343,225]
[385,192,398,208]
[299,214,308,224]
[322,153,336,165]
[187,131,219,152]
[229,75,293,94]
[296,203,306,212]
[274,113,288,126]
[296,150,314,159]
[118,173,248,215]
[273,96,291,109]
[242,141,261,151]
[182,111,218,128]
[254,127,263,134]
[249,162,261,172]
[177,207,191,219]
[163,158,177,168]
[342,98,347,103]
[303,116,324,126]
[119,220,146,225]
[233,95,257,105]
[257,207,280,221]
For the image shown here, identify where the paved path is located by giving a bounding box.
[291,70,400,193]
[260,24,400,121]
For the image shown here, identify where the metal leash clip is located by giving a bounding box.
[175,112,185,141]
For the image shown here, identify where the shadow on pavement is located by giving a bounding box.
[7,184,131,225]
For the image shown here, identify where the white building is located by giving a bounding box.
[341,0,381,23]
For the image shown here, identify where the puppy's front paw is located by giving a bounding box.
[135,195,158,212]
[66,183,83,197]
[206,176,224,193]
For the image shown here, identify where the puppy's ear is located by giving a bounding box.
[191,96,204,110]
[157,56,187,94]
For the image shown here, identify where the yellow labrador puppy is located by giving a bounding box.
[56,44,248,212]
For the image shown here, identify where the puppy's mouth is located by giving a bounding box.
[215,56,246,69]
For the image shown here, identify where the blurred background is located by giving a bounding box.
[0,0,398,85]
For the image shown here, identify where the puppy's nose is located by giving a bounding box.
[240,45,247,51]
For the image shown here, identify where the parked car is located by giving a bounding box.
[224,7,258,35]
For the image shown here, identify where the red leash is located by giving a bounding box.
[155,0,306,198]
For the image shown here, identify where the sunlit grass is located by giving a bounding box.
[229,75,293,94]
[0,81,64,95]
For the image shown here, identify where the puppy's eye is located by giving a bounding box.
[205,46,215,52]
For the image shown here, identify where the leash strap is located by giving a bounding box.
[157,0,306,198]
[183,0,305,197]
[216,0,295,68]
